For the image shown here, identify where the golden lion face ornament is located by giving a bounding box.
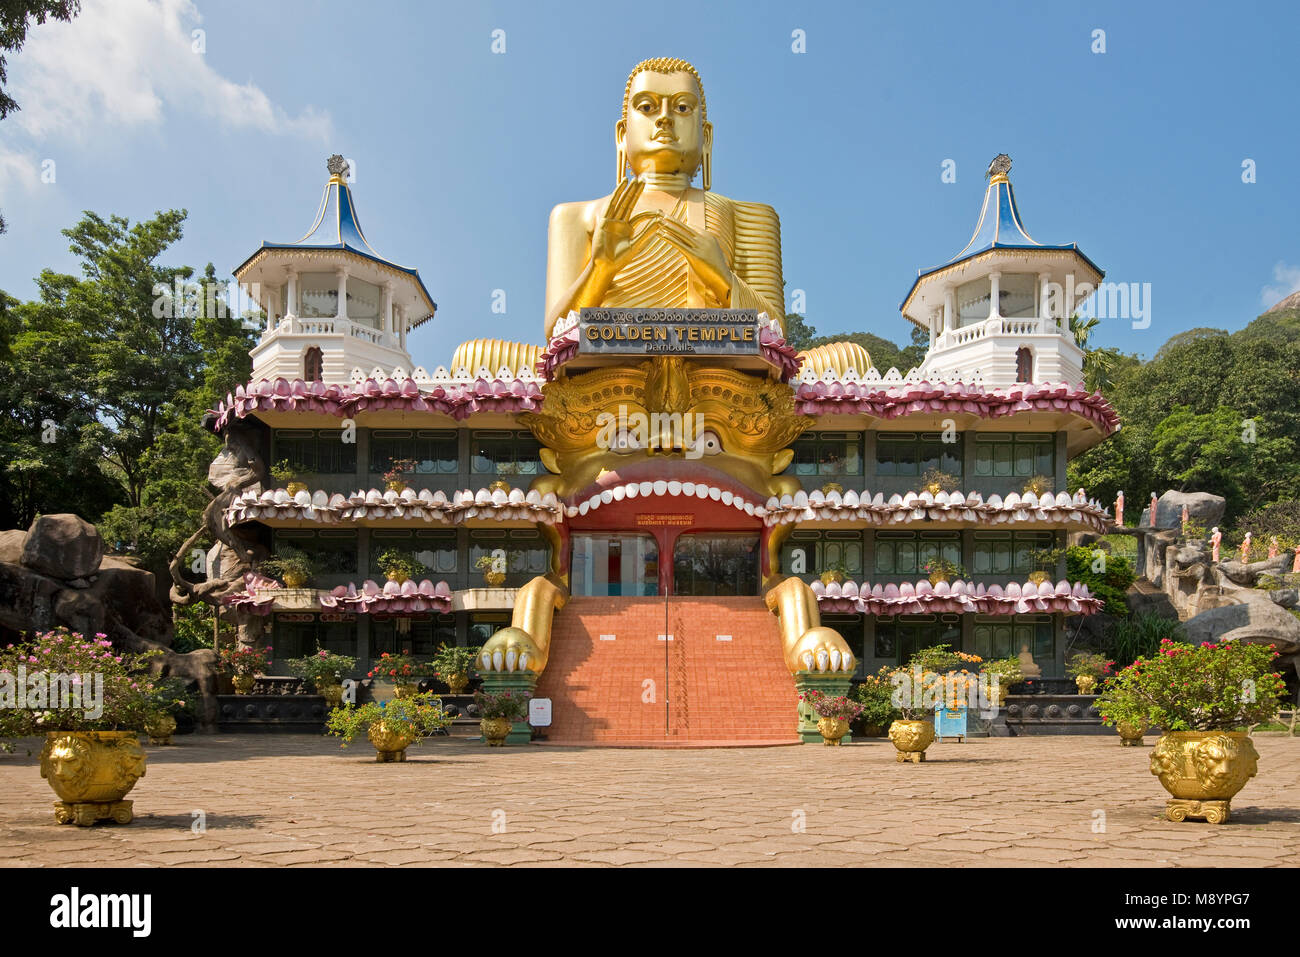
[524,357,807,508]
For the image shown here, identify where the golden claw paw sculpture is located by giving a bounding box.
[764,576,856,674]
[478,576,568,674]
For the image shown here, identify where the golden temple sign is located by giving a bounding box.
[636,512,695,527]
[578,308,759,356]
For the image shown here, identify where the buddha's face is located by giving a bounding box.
[621,70,709,178]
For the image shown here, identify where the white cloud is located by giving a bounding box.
[1261,262,1300,308]
[0,145,40,194]
[9,0,331,142]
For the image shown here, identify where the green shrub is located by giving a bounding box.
[1106,612,1185,668]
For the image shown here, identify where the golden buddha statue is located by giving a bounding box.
[543,57,784,339]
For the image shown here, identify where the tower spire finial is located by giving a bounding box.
[986,153,1012,184]
[326,154,349,183]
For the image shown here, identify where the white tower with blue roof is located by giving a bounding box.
[900,155,1103,388]
[234,155,437,384]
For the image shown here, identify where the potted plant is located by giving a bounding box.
[270,458,307,496]
[818,561,848,586]
[219,644,272,695]
[430,643,481,695]
[0,629,162,826]
[919,468,959,495]
[1022,474,1054,496]
[475,553,507,587]
[1094,680,1150,746]
[142,678,193,746]
[326,692,451,762]
[1065,652,1113,695]
[1096,639,1287,823]
[820,481,844,496]
[851,667,902,736]
[287,648,357,708]
[980,656,1022,707]
[376,549,426,585]
[885,665,937,763]
[800,689,864,745]
[921,557,965,585]
[261,546,314,589]
[473,689,530,746]
[383,458,417,493]
[367,651,420,697]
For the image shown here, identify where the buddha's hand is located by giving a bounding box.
[590,178,660,278]
[787,626,856,675]
[657,216,733,304]
[478,626,546,674]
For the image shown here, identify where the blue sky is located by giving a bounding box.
[2,0,1297,369]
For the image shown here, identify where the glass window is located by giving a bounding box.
[371,615,457,658]
[875,432,962,479]
[780,530,864,578]
[271,615,357,662]
[273,429,357,475]
[998,273,1038,319]
[971,531,1055,578]
[471,431,542,477]
[873,616,961,663]
[273,530,358,576]
[973,616,1054,673]
[673,533,760,596]
[873,532,961,578]
[572,533,659,596]
[469,531,550,586]
[369,530,457,580]
[956,277,990,324]
[973,433,1054,481]
[370,430,458,476]
[468,614,508,647]
[298,272,338,318]
[786,433,862,477]
[822,615,865,674]
[346,277,381,325]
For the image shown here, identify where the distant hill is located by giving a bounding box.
[1263,290,1300,315]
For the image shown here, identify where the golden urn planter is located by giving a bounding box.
[316,681,344,709]
[1027,570,1051,585]
[888,719,935,763]
[481,716,512,746]
[367,721,415,762]
[488,480,511,494]
[385,479,408,493]
[392,681,418,699]
[40,731,147,826]
[483,571,507,588]
[143,714,177,746]
[285,481,308,496]
[231,674,255,695]
[1116,720,1148,747]
[445,672,470,695]
[1075,675,1098,695]
[817,717,849,746]
[282,570,308,588]
[384,571,409,585]
[1149,731,1259,823]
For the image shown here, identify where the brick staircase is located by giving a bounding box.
[534,596,800,746]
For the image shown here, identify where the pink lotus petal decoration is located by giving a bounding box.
[811,578,1103,617]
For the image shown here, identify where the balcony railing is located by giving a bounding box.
[264,316,396,349]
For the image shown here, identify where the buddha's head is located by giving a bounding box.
[617,57,712,187]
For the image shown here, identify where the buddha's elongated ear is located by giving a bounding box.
[702,121,713,190]
[615,119,627,187]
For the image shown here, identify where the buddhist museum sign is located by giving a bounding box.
[577,307,760,356]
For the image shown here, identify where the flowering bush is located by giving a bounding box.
[980,656,1023,689]
[1095,639,1287,732]
[382,459,418,484]
[1066,652,1114,680]
[473,689,530,721]
[851,668,902,728]
[287,649,357,686]
[218,645,272,677]
[325,692,451,748]
[0,629,163,733]
[366,651,423,681]
[801,690,865,721]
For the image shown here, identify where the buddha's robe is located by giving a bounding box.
[600,192,784,323]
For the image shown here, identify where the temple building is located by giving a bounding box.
[193,60,1117,745]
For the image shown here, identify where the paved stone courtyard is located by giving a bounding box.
[2,735,1298,867]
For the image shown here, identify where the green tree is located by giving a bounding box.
[782,312,816,351]
[0,0,81,119]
